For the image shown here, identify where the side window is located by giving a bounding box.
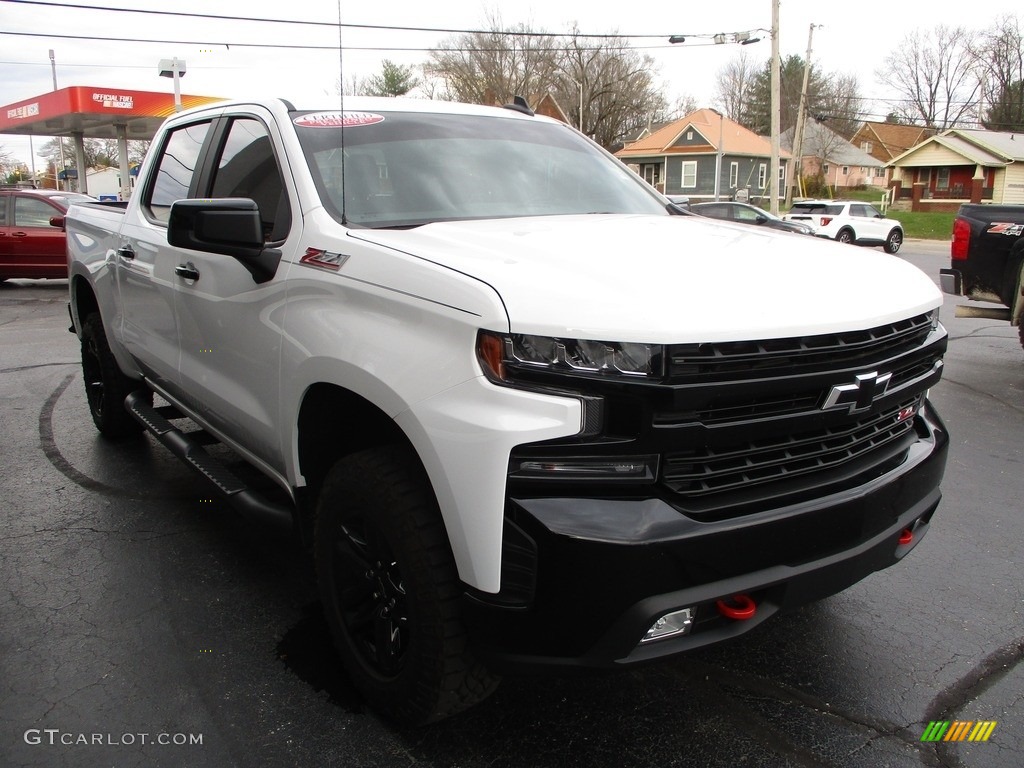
[0,195,7,226]
[146,121,212,224]
[210,118,291,242]
[14,197,59,227]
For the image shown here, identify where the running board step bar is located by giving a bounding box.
[125,391,293,531]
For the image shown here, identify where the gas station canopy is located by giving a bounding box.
[0,85,224,195]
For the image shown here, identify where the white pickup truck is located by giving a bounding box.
[66,97,949,725]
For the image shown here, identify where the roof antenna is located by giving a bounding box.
[503,95,535,116]
[337,0,348,226]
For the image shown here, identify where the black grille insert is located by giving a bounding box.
[663,397,921,499]
[668,314,933,383]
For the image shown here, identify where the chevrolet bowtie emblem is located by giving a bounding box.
[822,371,893,413]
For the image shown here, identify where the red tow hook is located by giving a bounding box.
[716,593,757,621]
[899,528,914,546]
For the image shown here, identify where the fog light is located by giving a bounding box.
[641,608,694,643]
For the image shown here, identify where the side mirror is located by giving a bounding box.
[49,215,66,230]
[168,198,264,259]
[168,198,281,283]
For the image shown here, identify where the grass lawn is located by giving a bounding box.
[886,211,954,241]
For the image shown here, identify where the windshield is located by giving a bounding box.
[292,110,668,228]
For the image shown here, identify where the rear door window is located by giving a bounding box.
[145,121,212,224]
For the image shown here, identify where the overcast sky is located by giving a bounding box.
[2,0,1023,170]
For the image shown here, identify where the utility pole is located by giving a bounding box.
[712,109,724,201]
[769,0,781,215]
[50,49,67,191]
[787,23,817,208]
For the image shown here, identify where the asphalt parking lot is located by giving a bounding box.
[1,240,1021,768]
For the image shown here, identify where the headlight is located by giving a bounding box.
[477,330,663,383]
[928,307,940,331]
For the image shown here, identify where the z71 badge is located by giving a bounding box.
[986,222,1024,236]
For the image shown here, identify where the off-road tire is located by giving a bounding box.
[80,314,146,437]
[836,228,854,245]
[884,228,903,254]
[314,445,499,726]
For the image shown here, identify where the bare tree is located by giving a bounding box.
[424,13,559,105]
[715,51,759,121]
[976,15,1024,131]
[425,18,670,150]
[0,145,14,178]
[554,28,668,148]
[877,25,980,129]
[815,73,862,139]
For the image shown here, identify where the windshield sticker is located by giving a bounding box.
[293,112,385,128]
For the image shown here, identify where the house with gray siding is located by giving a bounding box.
[615,108,790,203]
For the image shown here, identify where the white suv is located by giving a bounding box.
[783,200,904,253]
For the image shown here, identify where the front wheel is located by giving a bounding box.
[836,228,854,244]
[80,314,146,437]
[314,445,499,725]
[884,228,903,254]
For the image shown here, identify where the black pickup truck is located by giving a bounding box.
[941,203,1024,352]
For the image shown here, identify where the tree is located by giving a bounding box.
[552,28,670,148]
[424,18,670,150]
[714,51,759,121]
[738,55,861,138]
[0,145,14,179]
[976,15,1024,131]
[877,25,980,129]
[365,60,420,97]
[424,14,560,105]
[36,137,148,171]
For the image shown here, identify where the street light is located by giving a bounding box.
[158,58,186,112]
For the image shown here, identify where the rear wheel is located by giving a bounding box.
[314,445,499,725]
[836,228,854,244]
[80,314,146,437]
[884,228,903,254]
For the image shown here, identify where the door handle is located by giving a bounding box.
[116,245,135,260]
[175,263,200,281]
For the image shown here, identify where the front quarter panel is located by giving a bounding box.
[280,228,583,591]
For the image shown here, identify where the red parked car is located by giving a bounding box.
[0,187,96,281]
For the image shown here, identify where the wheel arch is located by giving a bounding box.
[69,273,100,332]
[294,382,416,547]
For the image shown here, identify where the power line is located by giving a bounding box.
[0,0,748,41]
[0,29,735,54]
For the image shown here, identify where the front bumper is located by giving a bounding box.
[464,400,948,672]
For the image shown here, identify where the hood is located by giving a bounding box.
[349,214,940,344]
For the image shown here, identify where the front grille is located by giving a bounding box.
[662,397,920,499]
[667,313,933,383]
[508,314,945,520]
